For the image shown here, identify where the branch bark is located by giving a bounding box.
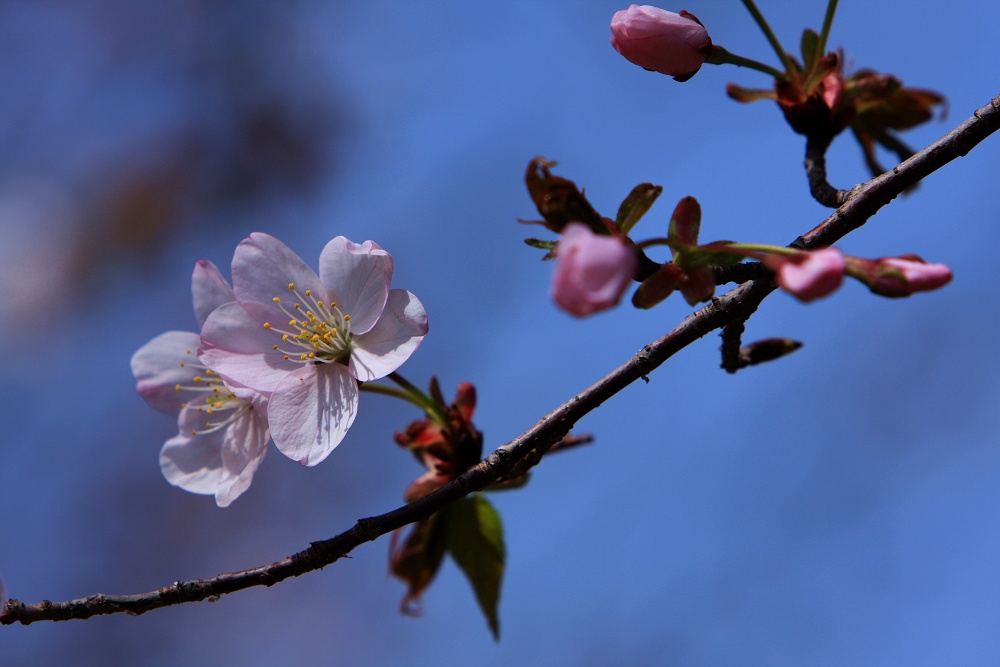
[4,92,999,627]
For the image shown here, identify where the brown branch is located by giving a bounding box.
[4,92,1000,627]
[797,93,1000,248]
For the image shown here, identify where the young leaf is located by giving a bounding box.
[524,157,604,234]
[616,183,662,236]
[446,495,505,640]
[632,262,685,309]
[667,196,701,249]
[800,28,820,73]
[389,513,449,616]
[524,238,557,251]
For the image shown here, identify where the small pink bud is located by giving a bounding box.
[849,255,953,297]
[771,248,846,302]
[552,223,637,317]
[610,5,711,82]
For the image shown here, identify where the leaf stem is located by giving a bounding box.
[740,0,796,74]
[708,46,788,81]
[387,372,450,426]
[817,0,839,57]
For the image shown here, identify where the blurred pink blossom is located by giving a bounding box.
[610,5,711,81]
[552,223,637,317]
[773,248,846,302]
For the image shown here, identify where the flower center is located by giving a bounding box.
[262,283,353,364]
[174,350,250,436]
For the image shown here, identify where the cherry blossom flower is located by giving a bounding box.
[199,233,428,466]
[552,222,638,317]
[770,248,846,302]
[131,260,269,507]
[610,5,711,81]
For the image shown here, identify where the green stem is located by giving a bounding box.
[723,242,800,257]
[387,372,450,425]
[358,382,426,409]
[816,0,839,57]
[635,237,673,249]
[740,0,796,74]
[707,46,788,82]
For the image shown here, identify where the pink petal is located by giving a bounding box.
[268,363,359,466]
[191,260,234,328]
[131,331,202,415]
[318,236,392,335]
[350,289,428,381]
[231,232,327,310]
[198,302,297,393]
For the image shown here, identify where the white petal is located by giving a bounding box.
[216,408,269,507]
[131,331,202,415]
[159,407,228,496]
[318,236,392,335]
[191,260,234,328]
[350,289,428,381]
[198,302,296,393]
[231,232,327,309]
[269,363,358,466]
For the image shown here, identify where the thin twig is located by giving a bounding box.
[4,92,1000,627]
[805,133,853,207]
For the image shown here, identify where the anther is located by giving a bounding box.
[263,323,271,330]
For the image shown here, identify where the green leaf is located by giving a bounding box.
[523,238,557,251]
[800,28,820,73]
[446,495,505,640]
[615,183,662,236]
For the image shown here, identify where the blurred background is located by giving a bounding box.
[1,1,998,664]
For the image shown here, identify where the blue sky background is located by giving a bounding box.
[1,1,999,665]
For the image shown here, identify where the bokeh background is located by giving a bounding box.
[2,1,999,665]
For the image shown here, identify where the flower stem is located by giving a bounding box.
[358,382,425,408]
[707,46,788,82]
[723,242,800,257]
[386,372,450,425]
[740,0,796,74]
[817,0,839,57]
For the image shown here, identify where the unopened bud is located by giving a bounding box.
[610,6,711,82]
[847,254,953,297]
[769,248,846,302]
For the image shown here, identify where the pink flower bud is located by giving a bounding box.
[610,5,711,82]
[771,248,846,302]
[552,223,637,317]
[849,255,953,297]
